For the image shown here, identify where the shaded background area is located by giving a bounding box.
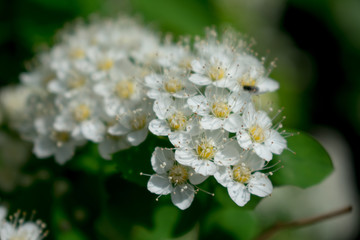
[0,0,359,239]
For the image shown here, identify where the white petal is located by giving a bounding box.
[189,73,212,86]
[127,128,148,146]
[108,123,129,136]
[214,141,243,166]
[151,147,175,173]
[248,172,273,197]
[147,175,172,195]
[200,116,223,130]
[171,184,195,210]
[223,114,243,133]
[0,222,16,239]
[228,92,250,113]
[265,130,287,155]
[257,77,279,93]
[153,97,172,119]
[236,131,252,149]
[255,111,272,129]
[149,119,171,136]
[17,222,42,238]
[145,74,163,89]
[214,166,232,187]
[253,143,273,161]
[55,142,75,164]
[191,59,205,74]
[227,182,250,207]
[33,136,56,158]
[104,97,121,117]
[187,95,209,115]
[175,149,197,166]
[169,132,191,148]
[54,115,74,131]
[192,160,218,176]
[93,82,110,96]
[188,170,208,185]
[81,119,106,143]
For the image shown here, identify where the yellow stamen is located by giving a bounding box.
[131,114,147,130]
[98,59,114,71]
[168,112,187,131]
[74,104,91,122]
[209,66,225,81]
[164,78,183,93]
[196,140,215,160]
[212,101,230,118]
[249,125,265,143]
[69,48,85,59]
[169,165,189,185]
[115,81,135,99]
[233,165,251,183]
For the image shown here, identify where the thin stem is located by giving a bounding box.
[255,205,352,240]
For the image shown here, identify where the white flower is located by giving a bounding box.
[187,86,249,131]
[147,147,208,210]
[149,97,198,147]
[98,134,130,160]
[33,116,86,164]
[236,104,286,161]
[87,47,126,81]
[47,67,90,98]
[54,93,106,143]
[227,55,279,94]
[189,54,237,88]
[93,60,143,116]
[214,153,272,207]
[108,100,154,146]
[174,129,228,176]
[0,210,47,240]
[145,69,197,99]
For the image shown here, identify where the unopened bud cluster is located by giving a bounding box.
[9,16,288,209]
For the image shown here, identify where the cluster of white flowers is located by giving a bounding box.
[0,206,47,240]
[10,16,288,209]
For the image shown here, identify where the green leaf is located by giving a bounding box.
[271,129,333,188]
[203,208,258,240]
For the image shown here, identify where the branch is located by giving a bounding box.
[255,205,352,240]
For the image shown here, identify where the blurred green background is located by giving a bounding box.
[0,0,359,239]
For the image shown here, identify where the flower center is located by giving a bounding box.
[52,131,70,143]
[68,76,86,89]
[167,112,187,131]
[9,234,27,240]
[115,80,135,99]
[98,59,114,71]
[249,125,265,143]
[208,66,225,81]
[212,101,230,118]
[69,48,85,59]
[164,78,183,93]
[130,114,147,130]
[196,139,215,160]
[169,165,189,185]
[239,76,256,87]
[74,104,91,122]
[233,165,251,183]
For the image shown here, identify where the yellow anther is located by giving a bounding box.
[164,78,183,93]
[168,112,187,131]
[233,165,251,183]
[208,66,225,81]
[69,48,85,59]
[196,140,215,160]
[98,59,114,71]
[115,81,135,99]
[249,125,265,143]
[74,104,91,122]
[212,101,230,118]
[169,165,189,185]
[131,114,146,130]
